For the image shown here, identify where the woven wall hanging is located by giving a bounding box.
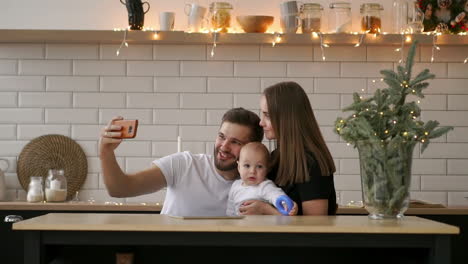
[17,134,88,200]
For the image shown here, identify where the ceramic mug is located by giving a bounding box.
[185,3,207,32]
[280,14,301,33]
[280,1,302,16]
[120,0,150,30]
[160,12,175,31]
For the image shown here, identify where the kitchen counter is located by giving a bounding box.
[13,213,459,233]
[13,213,459,264]
[1,201,467,215]
[3,203,468,264]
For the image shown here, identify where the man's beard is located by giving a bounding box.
[213,146,238,172]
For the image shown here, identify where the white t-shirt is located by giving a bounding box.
[153,151,234,217]
[226,179,287,216]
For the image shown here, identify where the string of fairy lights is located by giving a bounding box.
[113,27,468,64]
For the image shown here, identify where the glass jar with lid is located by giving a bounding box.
[406,0,424,33]
[329,2,352,33]
[360,3,384,33]
[27,176,44,203]
[45,169,67,202]
[209,2,233,33]
[300,3,323,33]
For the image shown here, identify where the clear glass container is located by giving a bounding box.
[360,3,383,33]
[300,3,323,33]
[27,176,44,203]
[406,0,424,33]
[45,169,67,202]
[392,0,408,33]
[209,2,233,33]
[329,2,352,33]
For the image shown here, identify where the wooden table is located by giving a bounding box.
[13,213,459,264]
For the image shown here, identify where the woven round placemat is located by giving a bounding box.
[17,134,87,200]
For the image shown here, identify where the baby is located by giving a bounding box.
[226,142,298,216]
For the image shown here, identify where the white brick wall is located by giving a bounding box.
[1,43,467,207]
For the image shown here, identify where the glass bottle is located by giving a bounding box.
[300,3,323,33]
[406,0,424,33]
[360,3,384,33]
[392,0,408,33]
[209,2,233,33]
[45,169,67,202]
[329,2,352,33]
[27,176,44,203]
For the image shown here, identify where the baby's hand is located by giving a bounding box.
[288,202,298,216]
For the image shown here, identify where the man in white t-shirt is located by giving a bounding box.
[99,108,263,216]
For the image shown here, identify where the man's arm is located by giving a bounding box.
[100,149,167,197]
[99,116,167,198]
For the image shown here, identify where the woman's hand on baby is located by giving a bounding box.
[239,200,280,215]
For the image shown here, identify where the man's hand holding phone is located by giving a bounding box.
[100,117,139,155]
[113,119,138,139]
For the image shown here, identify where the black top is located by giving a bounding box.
[267,150,337,215]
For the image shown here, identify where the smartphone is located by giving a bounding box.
[113,119,138,139]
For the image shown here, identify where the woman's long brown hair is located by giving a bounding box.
[263,82,336,186]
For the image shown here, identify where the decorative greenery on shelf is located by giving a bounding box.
[420,0,468,34]
[334,40,453,153]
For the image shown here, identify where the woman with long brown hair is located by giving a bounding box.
[239,81,337,215]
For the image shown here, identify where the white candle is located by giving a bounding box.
[177,136,181,152]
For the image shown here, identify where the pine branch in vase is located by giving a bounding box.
[334,41,453,219]
[334,40,453,153]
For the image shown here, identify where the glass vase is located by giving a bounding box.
[356,139,416,219]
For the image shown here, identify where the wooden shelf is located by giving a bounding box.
[1,29,467,45]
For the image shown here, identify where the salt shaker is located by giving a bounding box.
[45,169,67,202]
[27,176,44,203]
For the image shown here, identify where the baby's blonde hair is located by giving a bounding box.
[239,142,271,167]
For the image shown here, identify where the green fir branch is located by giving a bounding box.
[334,41,453,153]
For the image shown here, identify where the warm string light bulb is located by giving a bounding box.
[272,32,282,47]
[116,29,129,56]
[318,32,327,61]
[108,25,468,64]
[275,35,282,42]
[210,32,219,57]
[431,32,440,63]
[354,31,367,47]
[397,33,405,64]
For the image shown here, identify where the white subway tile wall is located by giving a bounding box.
[0,43,467,207]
